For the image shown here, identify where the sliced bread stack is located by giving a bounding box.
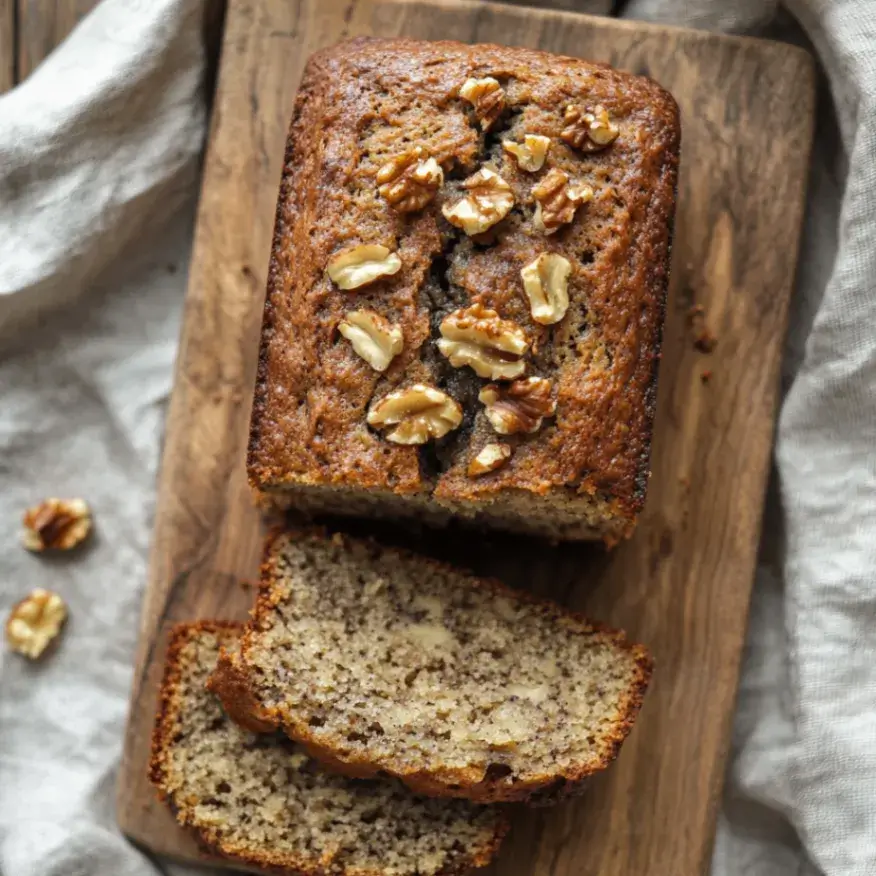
[150,622,507,876]
[150,530,652,868]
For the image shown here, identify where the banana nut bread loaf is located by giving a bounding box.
[209,531,653,804]
[150,622,507,874]
[248,37,680,543]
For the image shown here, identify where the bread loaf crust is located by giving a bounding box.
[210,529,654,804]
[247,37,680,543]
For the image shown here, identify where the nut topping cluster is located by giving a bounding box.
[367,384,463,445]
[442,168,515,236]
[327,244,402,290]
[22,498,92,552]
[338,310,404,372]
[521,252,572,325]
[438,304,529,380]
[459,77,506,130]
[532,168,593,235]
[377,147,444,212]
[502,134,550,172]
[561,104,619,152]
[5,589,68,659]
[479,377,557,435]
[326,82,621,462]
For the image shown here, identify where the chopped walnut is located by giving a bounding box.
[438,303,529,380]
[367,384,462,445]
[5,589,67,659]
[520,252,572,325]
[377,148,444,212]
[502,134,551,172]
[326,244,402,290]
[441,168,514,236]
[22,498,92,552]
[532,167,593,234]
[479,377,556,435]
[459,77,505,130]
[338,310,404,372]
[560,104,619,152]
[468,443,512,477]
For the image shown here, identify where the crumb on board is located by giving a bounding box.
[694,330,718,353]
[687,303,718,353]
[700,369,712,384]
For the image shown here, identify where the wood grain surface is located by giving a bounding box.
[116,2,815,875]
[16,0,97,78]
[0,0,13,91]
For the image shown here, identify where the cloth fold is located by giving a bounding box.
[1,1,873,875]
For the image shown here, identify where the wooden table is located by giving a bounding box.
[0,0,100,89]
[0,0,613,93]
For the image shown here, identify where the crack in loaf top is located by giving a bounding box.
[248,37,680,511]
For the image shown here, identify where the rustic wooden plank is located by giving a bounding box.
[0,0,14,90]
[117,2,815,875]
[502,0,612,13]
[16,0,98,79]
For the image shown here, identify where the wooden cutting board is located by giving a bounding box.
[116,2,814,874]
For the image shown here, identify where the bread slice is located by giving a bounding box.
[150,622,507,875]
[209,531,653,803]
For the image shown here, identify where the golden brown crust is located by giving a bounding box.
[152,620,508,876]
[206,645,277,733]
[212,528,654,804]
[247,37,680,539]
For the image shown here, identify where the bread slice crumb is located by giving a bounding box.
[150,622,506,874]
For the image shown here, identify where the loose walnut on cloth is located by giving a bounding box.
[0,2,874,876]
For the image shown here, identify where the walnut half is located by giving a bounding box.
[22,498,92,552]
[520,253,572,325]
[367,384,462,445]
[532,168,593,234]
[327,244,402,290]
[561,104,619,152]
[441,168,514,236]
[5,589,68,659]
[479,377,556,435]
[338,310,404,372]
[377,148,444,213]
[438,303,529,380]
[459,77,506,130]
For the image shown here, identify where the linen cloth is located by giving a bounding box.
[0,1,873,875]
